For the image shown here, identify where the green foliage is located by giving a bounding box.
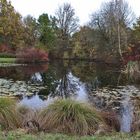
[39,99,103,135]
[38,13,56,49]
[0,98,15,108]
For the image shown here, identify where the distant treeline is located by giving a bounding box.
[0,0,140,62]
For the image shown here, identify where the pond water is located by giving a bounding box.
[0,60,140,132]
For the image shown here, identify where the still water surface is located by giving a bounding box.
[0,61,139,132]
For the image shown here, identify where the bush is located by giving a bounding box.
[16,48,48,63]
[38,99,105,135]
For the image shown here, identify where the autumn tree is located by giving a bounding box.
[0,0,24,49]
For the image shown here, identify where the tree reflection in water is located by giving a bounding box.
[0,60,137,109]
[38,61,80,98]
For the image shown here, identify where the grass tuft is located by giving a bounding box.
[38,99,105,135]
[0,98,22,130]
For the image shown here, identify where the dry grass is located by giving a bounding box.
[0,98,22,130]
[101,111,120,132]
[38,99,105,135]
[0,98,123,135]
[16,105,40,132]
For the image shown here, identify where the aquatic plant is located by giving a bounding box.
[38,99,105,135]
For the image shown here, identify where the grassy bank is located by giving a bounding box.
[0,58,16,63]
[0,131,140,140]
[0,98,139,139]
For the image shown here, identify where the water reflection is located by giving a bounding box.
[119,96,133,132]
[0,61,132,101]
[0,64,48,81]
[1,61,140,132]
[31,72,43,84]
[19,94,54,109]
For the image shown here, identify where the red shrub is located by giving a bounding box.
[16,48,48,63]
[0,44,9,52]
[0,44,16,53]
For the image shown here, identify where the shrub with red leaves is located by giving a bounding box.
[16,48,48,63]
[0,44,12,53]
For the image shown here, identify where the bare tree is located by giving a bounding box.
[89,0,134,59]
[115,0,134,60]
[55,3,79,42]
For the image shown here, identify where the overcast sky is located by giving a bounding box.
[10,0,140,25]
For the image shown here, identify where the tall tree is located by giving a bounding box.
[23,15,38,47]
[55,3,79,47]
[72,26,95,58]
[38,13,56,49]
[0,0,24,49]
[89,0,134,59]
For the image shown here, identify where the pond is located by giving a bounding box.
[0,60,140,132]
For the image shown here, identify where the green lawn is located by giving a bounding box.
[0,131,140,140]
[0,58,16,63]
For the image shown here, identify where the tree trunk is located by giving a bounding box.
[117,20,123,61]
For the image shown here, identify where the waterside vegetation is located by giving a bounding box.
[1,0,140,139]
[0,98,139,135]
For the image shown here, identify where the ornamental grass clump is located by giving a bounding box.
[17,105,40,132]
[38,99,104,135]
[0,98,22,130]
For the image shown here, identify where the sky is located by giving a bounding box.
[10,0,140,25]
